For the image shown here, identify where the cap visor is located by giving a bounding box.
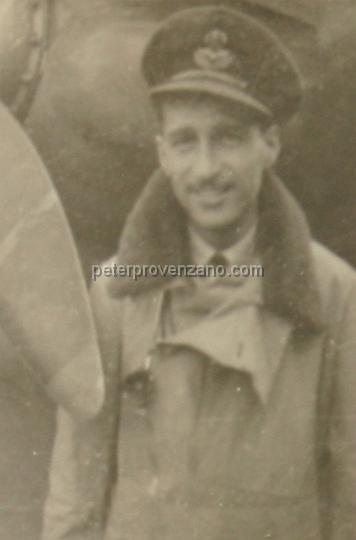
[150,78,271,117]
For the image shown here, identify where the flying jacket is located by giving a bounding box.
[42,172,356,540]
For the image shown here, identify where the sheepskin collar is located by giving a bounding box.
[109,169,323,332]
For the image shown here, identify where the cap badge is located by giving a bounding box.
[194,29,236,71]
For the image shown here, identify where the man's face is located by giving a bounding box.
[156,96,280,234]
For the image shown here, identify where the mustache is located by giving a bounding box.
[187,173,233,193]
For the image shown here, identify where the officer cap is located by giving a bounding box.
[142,6,303,123]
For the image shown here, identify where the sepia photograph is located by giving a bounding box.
[0,1,356,539]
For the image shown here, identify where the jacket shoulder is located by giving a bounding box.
[312,240,356,285]
[311,240,356,319]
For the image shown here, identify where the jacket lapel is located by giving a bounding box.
[118,275,295,405]
[155,302,294,405]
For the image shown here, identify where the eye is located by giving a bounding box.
[168,130,197,151]
[215,126,247,146]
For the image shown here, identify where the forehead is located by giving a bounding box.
[156,94,257,132]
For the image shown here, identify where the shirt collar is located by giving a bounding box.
[189,223,257,267]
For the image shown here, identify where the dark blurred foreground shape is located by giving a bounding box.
[0,5,55,539]
[0,2,104,538]
[0,1,355,540]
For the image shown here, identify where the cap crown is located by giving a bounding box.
[142,6,303,122]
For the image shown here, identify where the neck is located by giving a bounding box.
[189,207,258,250]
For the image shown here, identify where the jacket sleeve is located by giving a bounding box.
[42,272,122,540]
[326,282,356,540]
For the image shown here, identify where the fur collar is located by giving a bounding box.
[109,169,323,332]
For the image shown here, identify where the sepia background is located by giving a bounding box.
[0,1,355,539]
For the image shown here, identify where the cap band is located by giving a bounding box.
[150,69,272,117]
[172,69,248,90]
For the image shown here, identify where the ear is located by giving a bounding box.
[155,134,169,174]
[262,124,281,168]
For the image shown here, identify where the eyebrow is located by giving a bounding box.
[213,120,249,132]
[165,127,197,139]
[163,119,251,140]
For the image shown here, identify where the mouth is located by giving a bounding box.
[191,184,233,206]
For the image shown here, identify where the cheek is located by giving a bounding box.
[165,156,194,200]
[229,149,266,187]
[160,147,192,179]
[170,175,190,209]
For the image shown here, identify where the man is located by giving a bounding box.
[43,6,356,540]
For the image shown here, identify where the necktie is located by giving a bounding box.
[208,253,228,270]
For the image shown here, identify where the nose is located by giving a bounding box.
[193,141,219,181]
